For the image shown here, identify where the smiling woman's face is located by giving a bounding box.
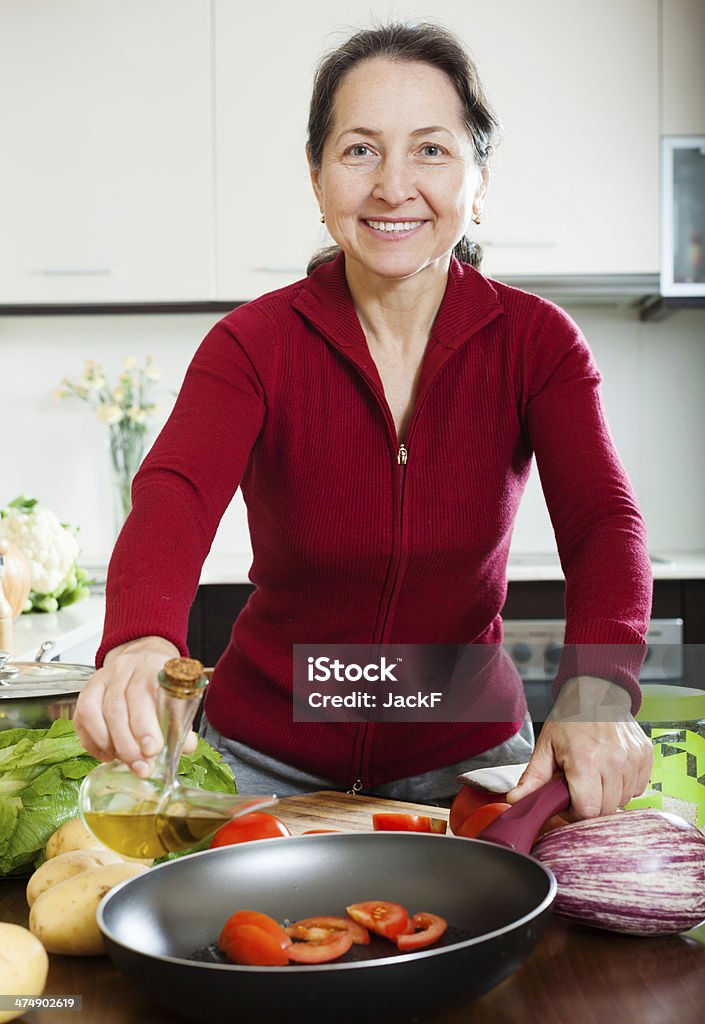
[308,57,488,283]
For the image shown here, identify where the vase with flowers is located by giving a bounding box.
[55,356,161,534]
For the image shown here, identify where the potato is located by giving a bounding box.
[45,818,153,865]
[29,861,148,956]
[26,848,124,907]
[0,923,49,1023]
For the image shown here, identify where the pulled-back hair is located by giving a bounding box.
[306,21,502,274]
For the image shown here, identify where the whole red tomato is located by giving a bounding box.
[449,786,507,835]
[455,802,511,839]
[210,812,292,848]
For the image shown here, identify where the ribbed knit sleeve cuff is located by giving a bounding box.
[95,586,191,667]
[551,618,647,715]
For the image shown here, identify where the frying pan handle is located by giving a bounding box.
[478,775,570,854]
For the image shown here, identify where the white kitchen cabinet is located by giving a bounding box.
[1,1,665,305]
[0,0,213,303]
[661,0,705,134]
[214,0,660,296]
[213,0,376,300]
[438,0,660,277]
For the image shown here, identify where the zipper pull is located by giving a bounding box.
[347,779,364,795]
[397,443,408,466]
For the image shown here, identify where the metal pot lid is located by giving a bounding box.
[0,651,94,699]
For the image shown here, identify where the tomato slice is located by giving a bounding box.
[286,928,354,964]
[372,812,431,832]
[396,912,448,951]
[210,812,292,848]
[449,786,507,835]
[285,915,370,946]
[456,802,511,839]
[219,910,291,953]
[224,924,290,966]
[346,901,409,939]
[371,813,447,834]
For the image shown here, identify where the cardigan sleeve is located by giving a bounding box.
[96,319,267,666]
[522,303,652,712]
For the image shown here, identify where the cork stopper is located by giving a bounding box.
[159,657,208,697]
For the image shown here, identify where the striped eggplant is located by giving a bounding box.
[532,809,705,936]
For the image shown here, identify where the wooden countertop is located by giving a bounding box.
[2,791,704,1024]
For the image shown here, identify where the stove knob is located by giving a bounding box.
[511,642,533,664]
[544,643,563,667]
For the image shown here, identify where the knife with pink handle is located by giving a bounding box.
[478,775,571,854]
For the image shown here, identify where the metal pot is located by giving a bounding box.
[0,643,94,731]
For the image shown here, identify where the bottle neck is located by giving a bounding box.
[153,683,203,787]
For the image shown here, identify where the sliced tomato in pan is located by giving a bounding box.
[346,900,409,939]
[396,912,448,951]
[286,915,370,945]
[224,924,290,966]
[286,928,354,964]
[219,910,291,953]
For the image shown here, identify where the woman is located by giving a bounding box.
[74,22,653,818]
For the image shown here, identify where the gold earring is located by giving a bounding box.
[472,210,482,225]
[320,212,326,224]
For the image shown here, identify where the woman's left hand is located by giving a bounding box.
[504,676,653,820]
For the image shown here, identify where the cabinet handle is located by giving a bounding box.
[29,268,113,277]
[480,240,557,248]
[253,266,306,274]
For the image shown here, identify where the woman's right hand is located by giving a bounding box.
[73,636,181,777]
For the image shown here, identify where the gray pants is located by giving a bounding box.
[199,714,534,806]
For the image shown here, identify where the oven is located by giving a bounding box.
[502,618,685,723]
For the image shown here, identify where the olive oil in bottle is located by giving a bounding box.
[79,656,278,857]
[83,809,232,859]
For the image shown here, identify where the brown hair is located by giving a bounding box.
[306,21,502,274]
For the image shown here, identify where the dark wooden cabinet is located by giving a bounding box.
[502,579,696,628]
[187,583,254,666]
[187,579,705,667]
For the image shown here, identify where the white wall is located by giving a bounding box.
[1,303,704,567]
[0,311,248,567]
[510,306,705,555]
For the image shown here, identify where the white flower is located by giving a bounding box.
[96,404,123,425]
[56,356,161,434]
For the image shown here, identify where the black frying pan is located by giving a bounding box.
[98,817,559,1024]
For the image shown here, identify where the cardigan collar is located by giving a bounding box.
[291,250,504,352]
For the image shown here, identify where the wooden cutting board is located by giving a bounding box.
[274,790,449,834]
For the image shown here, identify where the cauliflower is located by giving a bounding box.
[0,496,91,612]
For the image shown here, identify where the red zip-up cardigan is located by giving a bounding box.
[97,253,652,788]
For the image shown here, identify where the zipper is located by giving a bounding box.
[351,435,409,791]
[307,341,458,791]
